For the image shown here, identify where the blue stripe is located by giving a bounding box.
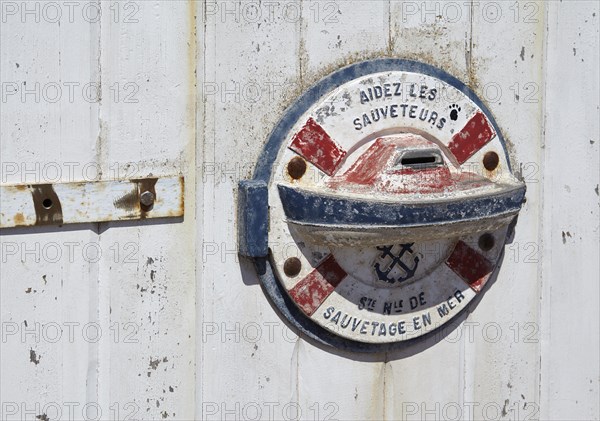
[278,184,526,227]
[238,180,269,257]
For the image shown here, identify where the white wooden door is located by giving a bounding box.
[1,1,598,420]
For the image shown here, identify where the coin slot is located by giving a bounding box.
[402,156,437,165]
[395,149,443,169]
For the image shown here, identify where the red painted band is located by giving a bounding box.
[445,240,493,292]
[289,118,347,176]
[288,254,347,316]
[447,111,495,164]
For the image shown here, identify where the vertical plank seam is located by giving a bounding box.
[95,0,113,414]
[298,0,307,91]
[382,361,387,421]
[462,2,475,414]
[186,0,199,419]
[387,0,393,56]
[384,2,392,418]
[537,0,551,414]
[467,0,474,86]
[88,0,104,412]
[196,0,208,418]
[293,0,306,407]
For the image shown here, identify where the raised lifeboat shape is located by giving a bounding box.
[277,134,526,246]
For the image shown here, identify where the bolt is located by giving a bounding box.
[483,151,499,171]
[140,191,155,207]
[284,257,302,277]
[287,156,307,180]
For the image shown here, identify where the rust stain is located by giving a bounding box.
[483,150,500,171]
[482,149,503,179]
[178,177,185,216]
[3,177,184,228]
[13,212,25,225]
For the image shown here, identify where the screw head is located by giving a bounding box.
[287,157,307,180]
[283,257,302,277]
[483,151,499,171]
[140,191,155,207]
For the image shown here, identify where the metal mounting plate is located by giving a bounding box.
[0,176,184,228]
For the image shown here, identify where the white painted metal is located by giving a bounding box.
[0,176,184,228]
[0,1,598,421]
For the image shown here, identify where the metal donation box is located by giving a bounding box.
[239,59,525,352]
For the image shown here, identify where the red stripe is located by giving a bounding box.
[289,118,347,176]
[288,254,347,316]
[447,111,495,164]
[445,241,493,292]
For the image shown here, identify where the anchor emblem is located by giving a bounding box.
[373,243,420,284]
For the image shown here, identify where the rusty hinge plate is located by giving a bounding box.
[0,176,184,228]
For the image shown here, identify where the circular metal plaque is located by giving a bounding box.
[239,59,525,351]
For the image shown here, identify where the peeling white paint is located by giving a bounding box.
[0,1,598,421]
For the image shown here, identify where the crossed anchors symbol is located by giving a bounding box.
[373,243,420,284]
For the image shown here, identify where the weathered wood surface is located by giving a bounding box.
[1,1,598,420]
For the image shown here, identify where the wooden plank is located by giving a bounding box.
[540,2,600,420]
[291,2,391,420]
[390,0,472,81]
[385,2,473,418]
[93,2,198,419]
[300,0,390,83]
[198,0,302,416]
[465,2,546,419]
[0,2,102,418]
[1,1,597,419]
